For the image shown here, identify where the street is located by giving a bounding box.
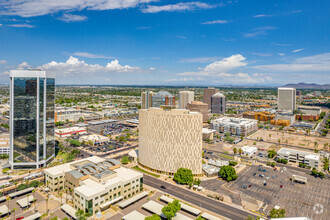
[143,175,257,220]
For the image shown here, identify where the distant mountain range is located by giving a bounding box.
[282,83,330,89]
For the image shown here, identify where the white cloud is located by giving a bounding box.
[0,60,7,64]
[0,0,156,17]
[15,56,150,76]
[272,43,292,46]
[178,54,247,76]
[0,23,2,26]
[251,52,272,57]
[70,52,113,59]
[176,36,187,40]
[254,14,273,18]
[244,26,277,38]
[7,23,34,28]
[179,57,221,63]
[17,62,30,69]
[176,54,272,84]
[141,2,216,13]
[292,48,304,53]
[58,14,87,22]
[254,53,330,72]
[278,53,286,56]
[201,20,228,24]
[136,26,152,29]
[165,77,202,82]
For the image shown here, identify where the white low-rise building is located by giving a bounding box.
[211,117,258,136]
[55,127,87,138]
[241,146,258,157]
[79,134,109,145]
[208,159,229,167]
[44,156,143,215]
[277,148,320,169]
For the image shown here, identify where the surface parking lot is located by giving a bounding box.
[228,165,329,219]
[87,122,132,136]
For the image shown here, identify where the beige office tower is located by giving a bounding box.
[139,108,203,175]
[203,87,219,109]
[179,91,194,109]
[278,88,296,113]
[141,91,154,109]
[187,101,209,122]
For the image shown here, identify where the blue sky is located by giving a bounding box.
[0,0,329,86]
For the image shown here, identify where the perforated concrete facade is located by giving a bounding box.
[139,108,203,175]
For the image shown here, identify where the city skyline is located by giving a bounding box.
[0,0,329,86]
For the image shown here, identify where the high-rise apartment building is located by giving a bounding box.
[139,108,203,175]
[151,91,175,108]
[141,91,154,109]
[10,70,55,169]
[203,87,219,109]
[211,92,226,114]
[187,101,209,122]
[178,91,194,109]
[278,88,296,113]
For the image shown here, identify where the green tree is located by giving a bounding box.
[75,209,86,220]
[233,148,237,154]
[196,216,206,220]
[173,168,194,185]
[145,214,161,220]
[161,200,181,220]
[219,165,238,182]
[193,178,201,185]
[121,156,130,165]
[269,208,286,218]
[268,150,276,158]
[69,139,81,147]
[238,148,243,155]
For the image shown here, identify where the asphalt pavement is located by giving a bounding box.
[143,175,257,220]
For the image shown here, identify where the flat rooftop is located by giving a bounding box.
[278,148,320,160]
[75,166,142,198]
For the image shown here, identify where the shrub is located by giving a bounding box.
[277,159,288,164]
[17,183,28,191]
[29,180,40,188]
[229,161,238,166]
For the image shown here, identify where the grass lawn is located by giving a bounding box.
[133,166,160,178]
[218,154,234,160]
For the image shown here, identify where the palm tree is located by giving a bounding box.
[14,182,18,192]
[46,197,49,214]
[314,141,318,151]
[6,197,11,212]
[238,148,243,155]
[12,208,17,220]
[33,198,37,212]
[26,194,30,209]
[59,192,63,204]
[65,189,68,203]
